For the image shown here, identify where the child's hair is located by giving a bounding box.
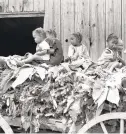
[46,29,57,38]
[107,33,119,45]
[32,27,46,38]
[72,32,83,43]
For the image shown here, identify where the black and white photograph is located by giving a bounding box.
[0,0,126,134]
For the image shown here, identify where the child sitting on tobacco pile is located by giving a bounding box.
[17,27,50,66]
[97,33,125,72]
[45,29,63,66]
[63,32,92,71]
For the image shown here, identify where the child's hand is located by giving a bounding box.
[71,56,77,61]
[71,54,79,61]
[64,57,71,62]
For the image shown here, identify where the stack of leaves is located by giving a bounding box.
[1,65,126,133]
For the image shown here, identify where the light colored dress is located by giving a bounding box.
[97,48,118,69]
[68,44,91,68]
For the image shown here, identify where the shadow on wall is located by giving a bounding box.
[0,17,44,56]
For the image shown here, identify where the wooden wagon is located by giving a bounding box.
[1,112,126,134]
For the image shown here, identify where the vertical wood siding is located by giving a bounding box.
[0,0,45,12]
[44,0,126,61]
[0,0,125,61]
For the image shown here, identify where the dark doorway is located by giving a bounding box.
[0,17,44,56]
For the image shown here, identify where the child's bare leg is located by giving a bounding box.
[17,54,42,65]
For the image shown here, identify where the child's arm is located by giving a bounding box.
[35,50,48,56]
[47,48,55,54]
[35,48,55,56]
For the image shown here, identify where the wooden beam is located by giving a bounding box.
[0,12,45,18]
[120,119,124,134]
[100,122,108,134]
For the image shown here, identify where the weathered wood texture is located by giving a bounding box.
[106,0,121,38]
[89,0,106,61]
[44,0,125,61]
[0,0,45,12]
[75,0,90,52]
[122,0,126,59]
[0,0,125,61]
[61,0,75,58]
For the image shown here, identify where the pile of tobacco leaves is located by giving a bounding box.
[0,65,126,133]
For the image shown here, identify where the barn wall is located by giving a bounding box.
[0,0,45,12]
[44,0,125,61]
[0,0,124,61]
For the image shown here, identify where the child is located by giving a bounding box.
[64,32,92,71]
[17,27,50,66]
[97,33,125,72]
[45,29,63,65]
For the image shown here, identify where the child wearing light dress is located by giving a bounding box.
[63,32,92,71]
[98,33,125,72]
[17,27,50,66]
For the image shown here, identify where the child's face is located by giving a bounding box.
[107,38,123,51]
[70,35,79,46]
[107,40,115,49]
[117,39,123,50]
[33,32,44,44]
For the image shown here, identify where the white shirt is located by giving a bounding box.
[36,40,50,60]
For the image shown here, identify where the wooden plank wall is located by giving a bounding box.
[44,0,126,61]
[0,0,45,12]
[0,0,124,61]
[122,0,126,59]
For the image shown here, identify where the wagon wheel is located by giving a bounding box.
[0,114,14,134]
[77,112,126,134]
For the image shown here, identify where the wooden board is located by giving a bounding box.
[106,0,121,39]
[4,116,65,132]
[97,0,106,59]
[0,12,44,18]
[52,0,61,40]
[33,0,45,12]
[0,0,7,12]
[106,0,114,38]
[8,0,23,12]
[113,0,121,37]
[3,0,9,12]
[61,0,75,58]
[74,0,90,53]
[122,0,126,59]
[89,0,106,62]
[81,0,90,52]
[44,0,54,30]
[22,0,34,12]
